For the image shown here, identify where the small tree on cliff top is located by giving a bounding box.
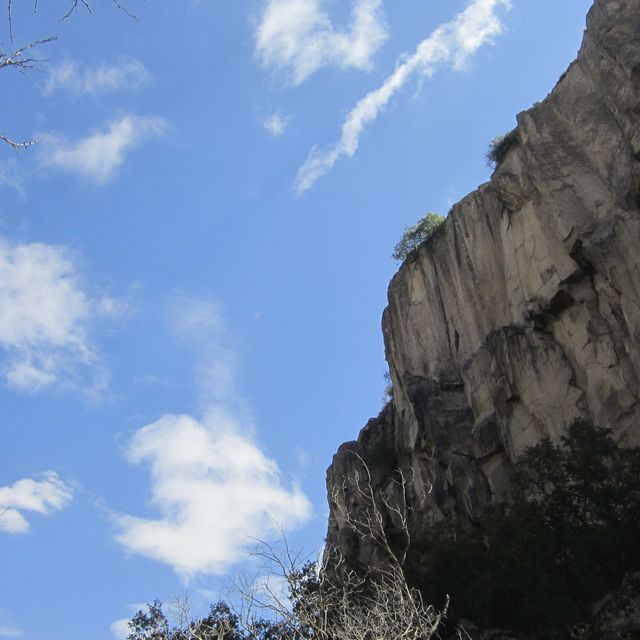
[392,213,443,262]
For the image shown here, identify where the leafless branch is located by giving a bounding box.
[0,36,57,72]
[3,0,137,153]
[330,450,429,569]
[59,0,136,22]
[234,453,443,640]
[0,133,38,150]
[235,530,448,640]
[0,36,55,148]
[6,0,136,42]
[110,0,136,20]
[60,0,93,21]
[128,456,449,640]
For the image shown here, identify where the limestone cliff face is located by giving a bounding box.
[327,0,640,568]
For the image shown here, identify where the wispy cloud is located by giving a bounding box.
[295,0,511,193]
[113,295,311,579]
[262,110,291,137]
[42,57,149,97]
[0,237,120,394]
[255,0,387,85]
[168,294,237,406]
[39,115,166,184]
[0,472,73,534]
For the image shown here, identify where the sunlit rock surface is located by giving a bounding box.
[327,0,640,568]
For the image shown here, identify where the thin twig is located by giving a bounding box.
[60,0,136,22]
[7,0,12,41]
[111,0,137,20]
[0,134,38,150]
[61,0,93,22]
[0,36,57,72]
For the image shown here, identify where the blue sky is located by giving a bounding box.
[0,1,592,638]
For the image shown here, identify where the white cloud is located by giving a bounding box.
[0,237,115,394]
[0,472,73,534]
[43,57,149,96]
[110,618,130,640]
[40,115,166,184]
[114,295,311,579]
[295,0,511,193]
[255,0,387,85]
[113,411,311,579]
[262,111,291,137]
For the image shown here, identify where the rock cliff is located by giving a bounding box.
[326,0,640,570]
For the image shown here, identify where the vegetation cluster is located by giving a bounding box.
[392,212,444,262]
[127,421,640,640]
[409,421,640,638]
[486,128,520,167]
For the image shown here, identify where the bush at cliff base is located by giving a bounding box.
[409,420,640,639]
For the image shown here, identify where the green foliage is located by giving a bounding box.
[409,421,640,638]
[126,600,287,640]
[392,212,444,262]
[125,561,325,640]
[486,128,519,167]
[125,550,445,640]
[127,422,640,640]
[128,601,171,640]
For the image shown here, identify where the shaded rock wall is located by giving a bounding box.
[327,0,640,566]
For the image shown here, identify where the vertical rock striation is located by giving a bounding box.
[327,0,640,568]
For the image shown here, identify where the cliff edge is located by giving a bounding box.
[326,0,640,570]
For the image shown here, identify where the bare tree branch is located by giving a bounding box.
[230,456,445,640]
[6,1,136,44]
[0,36,57,72]
[127,463,453,640]
[0,37,56,149]
[2,1,137,152]
[0,133,38,150]
[59,0,136,22]
[60,0,93,22]
[110,0,136,21]
[235,530,448,640]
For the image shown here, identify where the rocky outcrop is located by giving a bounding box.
[327,0,640,569]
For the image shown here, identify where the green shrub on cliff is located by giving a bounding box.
[410,420,640,638]
[486,128,519,166]
[392,212,443,262]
